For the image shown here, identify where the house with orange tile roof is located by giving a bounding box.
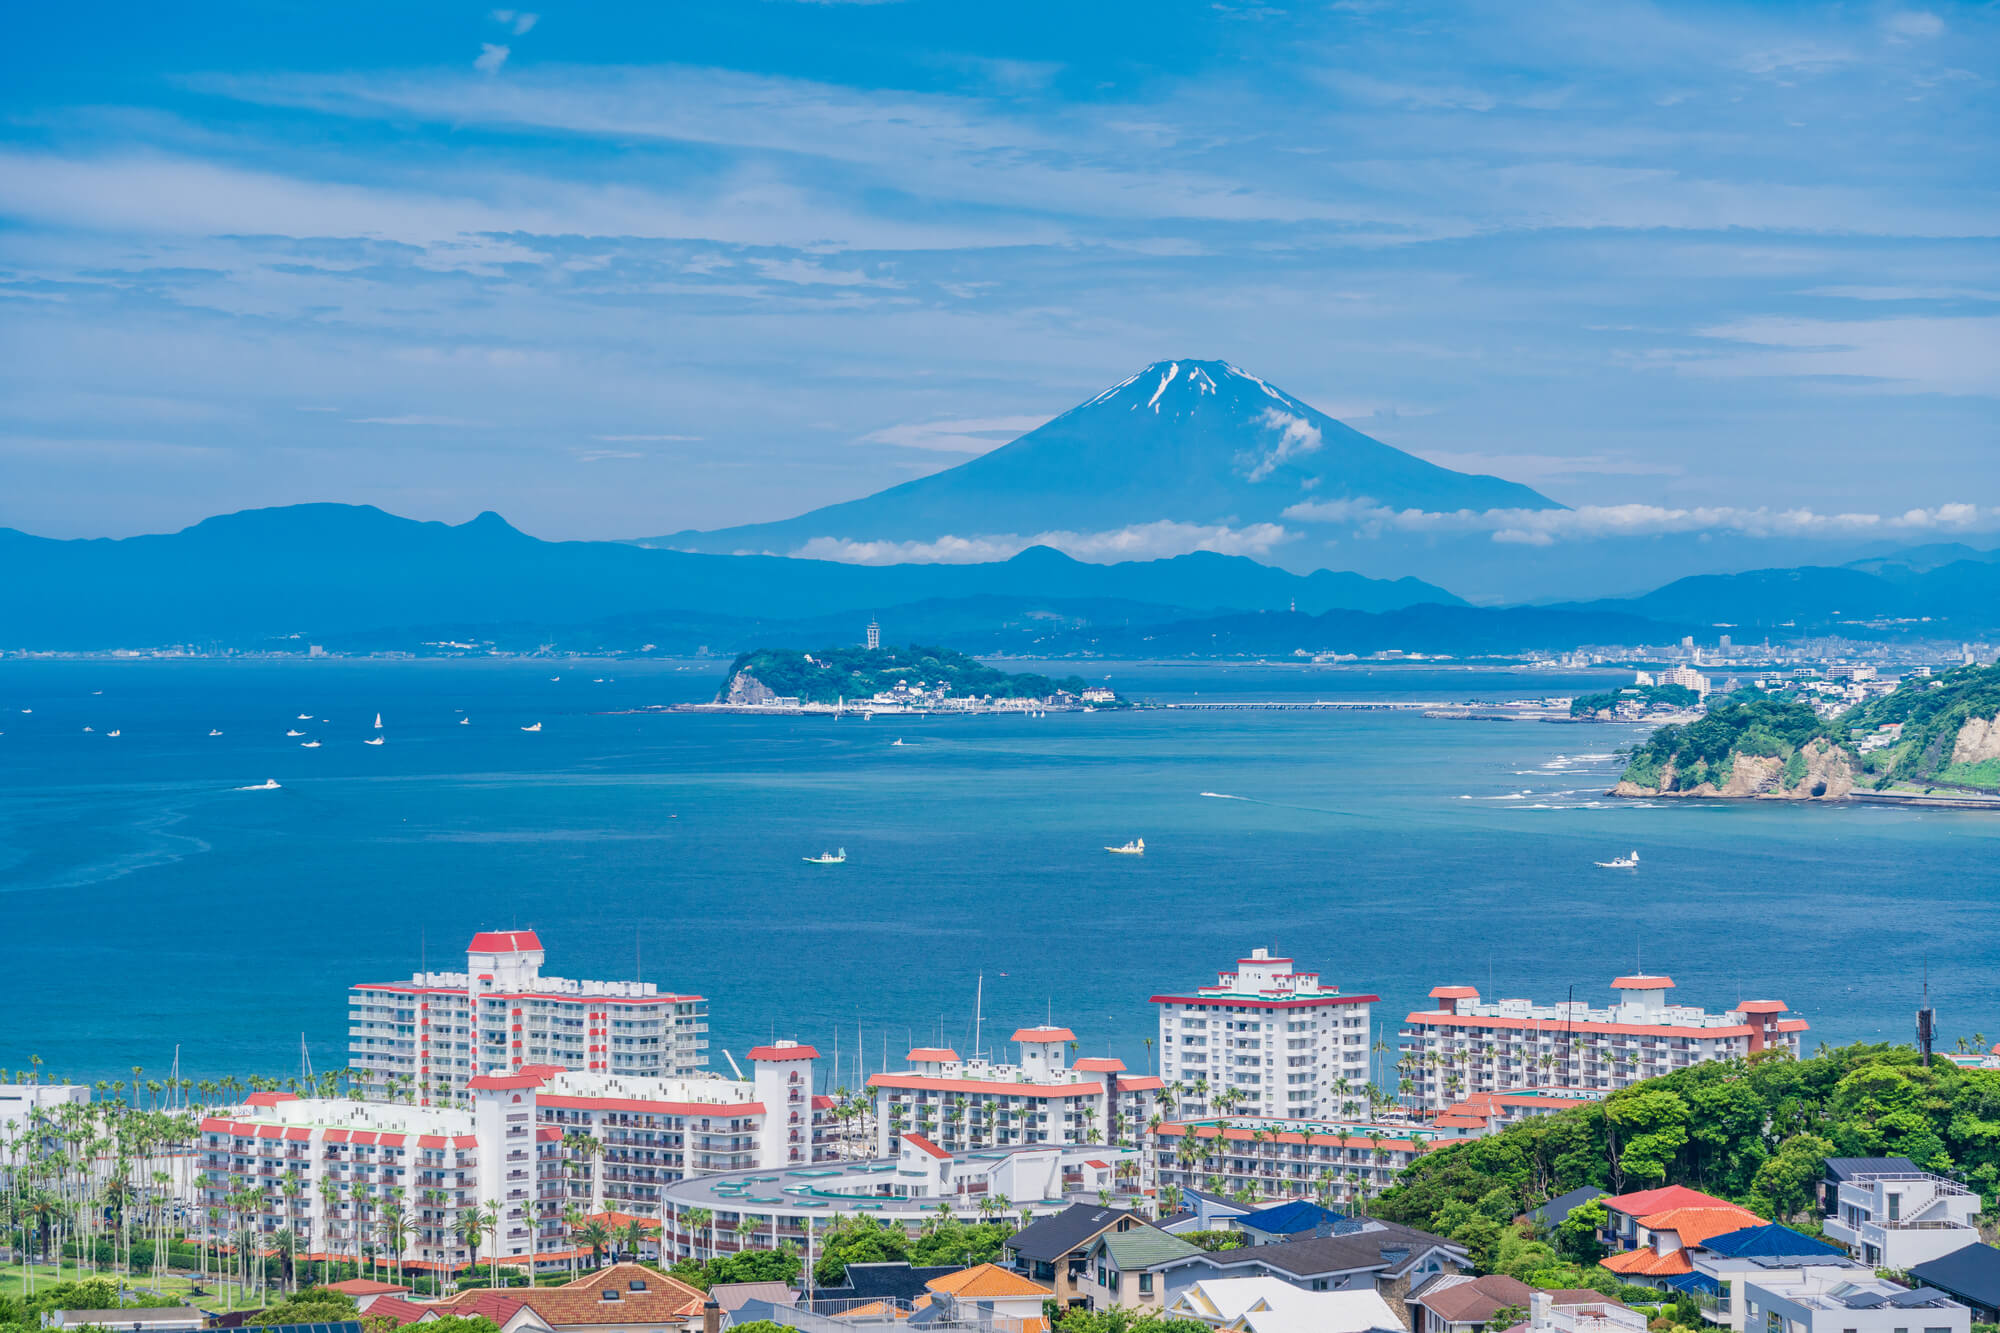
[925,1263,1054,1332]
[1597,1189,1764,1284]
[1401,975,1806,1112]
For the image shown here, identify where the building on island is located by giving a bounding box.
[1153,949,1376,1120]
[657,1133,1135,1265]
[1400,975,1806,1111]
[1150,1117,1439,1210]
[866,1026,1163,1157]
[347,930,709,1104]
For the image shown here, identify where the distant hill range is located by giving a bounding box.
[3,504,1991,657]
[647,359,1560,558]
[0,503,1457,650]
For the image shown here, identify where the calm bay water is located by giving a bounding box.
[2,657,1996,1090]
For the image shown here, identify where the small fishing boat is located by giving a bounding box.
[364,736,385,746]
[82,725,94,732]
[286,729,303,737]
[521,722,542,732]
[1595,850,1641,869]
[208,728,224,737]
[106,729,121,737]
[803,848,847,865]
[1105,838,1145,856]
[891,738,905,747]
[296,713,312,720]
[237,779,281,791]
[300,740,321,748]
[459,716,471,725]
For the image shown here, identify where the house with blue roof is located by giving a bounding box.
[1235,1200,1351,1245]
[1680,1224,1867,1333]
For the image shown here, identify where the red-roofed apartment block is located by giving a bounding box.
[346,930,709,1105]
[1153,947,1378,1121]
[1401,974,1807,1112]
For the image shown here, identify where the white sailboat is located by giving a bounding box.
[803,848,847,864]
[459,716,471,725]
[1105,838,1145,856]
[373,712,383,729]
[1595,850,1641,869]
[521,722,542,732]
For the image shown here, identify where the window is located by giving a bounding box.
[1767,1313,1782,1333]
[601,1290,621,1302]
[1139,1274,1153,1296]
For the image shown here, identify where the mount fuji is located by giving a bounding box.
[650,359,1561,561]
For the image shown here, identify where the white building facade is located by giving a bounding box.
[347,931,709,1104]
[867,1027,1163,1157]
[1153,950,1375,1119]
[1400,976,1806,1111]
[1823,1167,1981,1270]
[1150,1116,1440,1208]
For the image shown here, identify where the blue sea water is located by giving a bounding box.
[2,657,1997,1091]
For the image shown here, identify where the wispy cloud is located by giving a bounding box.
[351,414,488,427]
[792,520,1293,564]
[1283,499,2000,546]
[593,433,702,442]
[858,415,1045,453]
[474,44,511,75]
[491,9,540,36]
[1241,409,1322,482]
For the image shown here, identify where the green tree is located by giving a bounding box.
[1554,1199,1608,1265]
[243,1288,363,1326]
[813,1215,911,1286]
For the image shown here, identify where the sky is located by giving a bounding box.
[1,0,1995,547]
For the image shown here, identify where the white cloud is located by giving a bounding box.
[491,10,539,35]
[1690,315,2000,394]
[1282,498,2000,545]
[858,415,1046,453]
[475,44,511,75]
[573,449,639,462]
[791,519,1294,565]
[1241,409,1323,482]
[1883,11,1944,41]
[593,433,702,442]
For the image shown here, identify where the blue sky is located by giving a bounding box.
[1,0,1995,546]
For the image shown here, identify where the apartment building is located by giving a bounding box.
[1153,949,1376,1119]
[1400,975,1806,1111]
[347,930,709,1103]
[1740,1272,1968,1333]
[1150,1116,1439,1208]
[867,1026,1163,1156]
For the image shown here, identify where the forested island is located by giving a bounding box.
[715,644,1111,708]
[1614,664,2000,800]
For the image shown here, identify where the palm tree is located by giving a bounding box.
[683,1205,714,1266]
[562,1203,585,1278]
[454,1209,487,1288]
[576,1218,612,1270]
[379,1190,410,1285]
[733,1215,758,1252]
[620,1219,647,1263]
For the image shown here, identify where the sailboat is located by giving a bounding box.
[803,848,847,865]
[521,722,542,732]
[364,736,385,746]
[891,738,905,747]
[1595,850,1641,869]
[1105,838,1145,856]
[459,716,471,725]
[373,713,383,729]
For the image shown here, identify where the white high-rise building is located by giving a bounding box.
[348,931,709,1104]
[1153,949,1376,1119]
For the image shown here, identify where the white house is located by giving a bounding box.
[1821,1161,1981,1270]
[1168,1277,1406,1333]
[1740,1273,1969,1333]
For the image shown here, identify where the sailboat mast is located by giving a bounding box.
[974,973,984,1062]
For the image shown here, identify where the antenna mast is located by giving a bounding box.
[1917,961,1936,1068]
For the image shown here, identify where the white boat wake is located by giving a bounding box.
[1199,791,1250,800]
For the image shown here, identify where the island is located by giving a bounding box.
[1612,662,2000,804]
[678,644,1124,715]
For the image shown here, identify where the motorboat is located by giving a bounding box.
[1595,851,1641,869]
[237,779,281,791]
[364,736,385,746]
[1105,838,1145,856]
[521,722,542,732]
[803,848,847,865]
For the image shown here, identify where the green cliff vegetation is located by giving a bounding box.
[1617,664,2000,795]
[1375,1044,2000,1272]
[721,644,1098,705]
[1570,683,1699,717]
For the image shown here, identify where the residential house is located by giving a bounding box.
[1522,1188,1605,1237]
[1912,1244,2000,1323]
[1820,1158,1980,1269]
[1740,1272,1969,1333]
[1409,1276,1614,1333]
[42,1311,206,1333]
[1167,1276,1405,1333]
[1158,1221,1472,1328]
[813,1263,968,1309]
[924,1264,1056,1332]
[413,1261,709,1333]
[1598,1185,1764,1284]
[1512,1292,1649,1333]
[1234,1200,1348,1245]
[1674,1223,1857,1332]
[1076,1226,1207,1311]
[323,1279,414,1312]
[1004,1203,1147,1306]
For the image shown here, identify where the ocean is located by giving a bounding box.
[2,657,1996,1091]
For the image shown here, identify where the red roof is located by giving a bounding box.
[537,1093,764,1116]
[749,1044,819,1061]
[1611,975,1675,990]
[1012,1027,1076,1043]
[906,1047,960,1063]
[1406,1011,1773,1039]
[1605,1185,1737,1215]
[1150,993,1376,1010]
[358,1295,433,1326]
[1734,1000,1787,1014]
[468,929,544,953]
[903,1132,951,1159]
[869,1073,1102,1097]
[1430,986,1481,1000]
[326,1278,411,1296]
[1074,1058,1127,1073]
[244,1091,300,1107]
[467,1071,549,1091]
[1602,1248,1693,1276]
[1084,1160,1110,1169]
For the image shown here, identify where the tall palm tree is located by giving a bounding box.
[683,1205,715,1266]
[454,1209,486,1288]
[563,1203,585,1278]
[575,1218,612,1270]
[379,1190,410,1285]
